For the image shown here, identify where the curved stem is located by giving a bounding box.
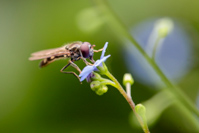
[93,0,199,117]
[105,71,150,133]
[101,80,117,88]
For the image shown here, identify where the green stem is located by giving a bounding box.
[105,71,150,133]
[94,0,199,117]
[152,37,162,60]
[101,80,117,88]
[126,82,132,98]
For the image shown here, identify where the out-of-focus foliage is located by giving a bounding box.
[0,0,199,132]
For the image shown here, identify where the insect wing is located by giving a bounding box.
[29,46,70,60]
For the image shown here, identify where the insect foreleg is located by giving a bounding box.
[93,48,103,53]
[60,60,82,82]
[70,60,82,74]
[81,57,93,65]
[89,56,95,64]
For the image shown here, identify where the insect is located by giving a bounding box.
[29,41,103,81]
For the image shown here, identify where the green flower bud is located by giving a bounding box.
[123,73,134,86]
[90,81,101,91]
[155,18,173,38]
[91,72,102,81]
[87,72,106,83]
[96,85,108,95]
[135,104,149,132]
[97,62,108,75]
[135,104,146,118]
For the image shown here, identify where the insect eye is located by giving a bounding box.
[80,42,90,58]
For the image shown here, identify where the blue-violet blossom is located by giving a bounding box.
[79,42,110,81]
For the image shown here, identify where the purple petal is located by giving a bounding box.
[100,55,111,63]
[95,55,111,67]
[80,74,90,82]
[79,65,95,77]
[94,60,101,67]
[100,42,108,59]
[86,73,93,82]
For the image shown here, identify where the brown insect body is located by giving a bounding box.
[29,41,83,67]
[29,41,103,81]
[39,54,68,68]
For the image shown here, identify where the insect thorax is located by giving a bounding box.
[65,42,82,51]
[65,42,82,61]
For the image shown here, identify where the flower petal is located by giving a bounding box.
[86,73,93,82]
[100,42,108,59]
[79,65,95,77]
[100,55,111,63]
[94,60,101,67]
[95,55,111,67]
[80,74,90,82]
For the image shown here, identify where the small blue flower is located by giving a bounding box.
[79,42,110,82]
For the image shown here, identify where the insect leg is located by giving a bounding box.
[60,60,81,82]
[81,57,93,65]
[90,48,103,63]
[93,48,103,53]
[89,56,95,64]
[70,60,82,74]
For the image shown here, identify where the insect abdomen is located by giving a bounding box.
[39,55,68,68]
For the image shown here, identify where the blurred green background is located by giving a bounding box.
[0,0,199,132]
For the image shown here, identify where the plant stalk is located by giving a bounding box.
[93,0,199,117]
[106,71,150,133]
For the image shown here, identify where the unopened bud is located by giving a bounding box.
[90,81,101,91]
[135,104,146,117]
[155,18,173,38]
[96,85,108,95]
[123,73,134,86]
[86,72,103,83]
[91,72,102,80]
[135,104,149,132]
[90,81,108,95]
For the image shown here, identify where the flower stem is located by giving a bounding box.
[105,71,150,133]
[101,80,117,88]
[126,83,132,98]
[152,37,162,60]
[93,0,199,117]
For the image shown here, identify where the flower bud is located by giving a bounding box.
[96,85,108,95]
[155,18,173,38]
[135,104,146,118]
[135,104,149,132]
[123,73,134,86]
[97,62,108,75]
[91,72,102,81]
[86,72,102,83]
[90,81,101,91]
